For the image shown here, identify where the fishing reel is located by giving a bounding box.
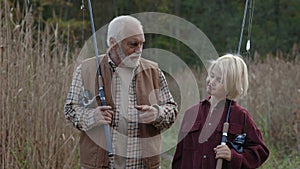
[78,90,96,107]
[229,133,247,153]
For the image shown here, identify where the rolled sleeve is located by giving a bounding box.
[64,65,97,131]
[152,70,178,130]
[227,111,270,168]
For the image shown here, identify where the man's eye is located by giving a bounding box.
[128,41,143,47]
[131,42,139,47]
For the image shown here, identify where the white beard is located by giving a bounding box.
[117,46,141,68]
[122,52,141,68]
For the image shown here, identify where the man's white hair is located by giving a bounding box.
[107,15,144,47]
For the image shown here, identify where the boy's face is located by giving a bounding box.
[206,66,226,99]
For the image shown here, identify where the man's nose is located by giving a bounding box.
[134,45,143,53]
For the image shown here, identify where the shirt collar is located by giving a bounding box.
[204,96,234,110]
[106,50,116,72]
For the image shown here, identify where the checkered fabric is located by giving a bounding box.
[64,57,177,168]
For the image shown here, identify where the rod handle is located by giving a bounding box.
[216,122,229,169]
[216,158,223,169]
[104,124,113,157]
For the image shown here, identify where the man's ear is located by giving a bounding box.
[109,37,117,48]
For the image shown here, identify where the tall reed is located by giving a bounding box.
[1,1,79,168]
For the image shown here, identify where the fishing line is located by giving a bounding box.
[237,0,249,55]
[246,0,255,53]
[81,0,85,44]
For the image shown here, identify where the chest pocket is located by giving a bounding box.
[182,121,202,133]
[181,121,202,150]
[217,122,244,141]
[228,123,244,134]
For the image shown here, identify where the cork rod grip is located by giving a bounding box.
[216,122,229,169]
[222,122,229,133]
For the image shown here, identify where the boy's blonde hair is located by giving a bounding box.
[208,54,249,99]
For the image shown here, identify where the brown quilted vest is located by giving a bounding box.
[80,55,161,169]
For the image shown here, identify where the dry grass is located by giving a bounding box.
[1,1,79,169]
[1,1,299,169]
[245,52,300,168]
[247,52,300,151]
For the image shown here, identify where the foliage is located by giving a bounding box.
[10,0,300,63]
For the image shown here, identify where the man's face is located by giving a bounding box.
[119,34,145,56]
[116,34,145,67]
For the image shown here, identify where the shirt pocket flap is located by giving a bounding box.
[228,123,244,134]
[216,123,243,134]
[181,121,201,133]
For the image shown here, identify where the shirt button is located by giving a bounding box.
[203,155,207,158]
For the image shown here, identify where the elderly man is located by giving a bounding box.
[64,15,178,169]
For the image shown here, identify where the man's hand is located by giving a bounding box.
[94,106,114,125]
[136,105,159,124]
[214,145,232,161]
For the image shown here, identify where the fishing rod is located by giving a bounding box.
[216,0,254,168]
[215,100,232,169]
[86,0,114,157]
[237,0,249,55]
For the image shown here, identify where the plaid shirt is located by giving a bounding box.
[64,57,178,168]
